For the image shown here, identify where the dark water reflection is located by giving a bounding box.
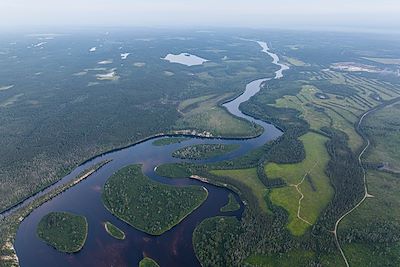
[14,41,288,267]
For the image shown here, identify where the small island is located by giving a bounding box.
[104,221,125,240]
[139,257,160,267]
[102,164,208,235]
[172,144,240,160]
[220,193,240,212]
[36,211,88,253]
[152,137,189,146]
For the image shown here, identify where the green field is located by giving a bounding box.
[3,30,400,267]
[36,212,88,253]
[102,164,208,235]
[139,257,160,267]
[211,168,269,213]
[210,168,269,213]
[152,137,189,146]
[273,84,364,151]
[174,93,263,138]
[220,193,240,212]
[104,221,125,240]
[266,132,333,235]
[172,144,240,160]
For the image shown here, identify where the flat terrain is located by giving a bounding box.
[337,103,400,266]
[36,212,88,253]
[266,132,332,235]
[172,144,240,160]
[102,164,208,235]
[188,32,400,266]
[211,168,269,213]
[0,32,273,214]
[152,137,189,146]
[175,93,263,137]
[2,30,400,267]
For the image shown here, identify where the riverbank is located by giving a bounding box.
[10,39,287,267]
[0,160,110,266]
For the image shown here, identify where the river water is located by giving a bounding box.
[13,41,288,267]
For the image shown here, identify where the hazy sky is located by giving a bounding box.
[1,0,399,31]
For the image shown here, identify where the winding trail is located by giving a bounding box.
[289,161,319,226]
[332,103,391,267]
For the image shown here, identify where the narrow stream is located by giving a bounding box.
[13,41,288,267]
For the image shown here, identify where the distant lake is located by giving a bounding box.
[162,53,208,66]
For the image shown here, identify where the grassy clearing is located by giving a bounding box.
[210,168,269,214]
[102,164,207,235]
[172,144,240,160]
[152,137,189,146]
[175,93,263,138]
[266,132,332,235]
[220,193,240,212]
[268,187,310,236]
[325,108,363,151]
[139,257,160,267]
[282,56,309,67]
[104,221,125,240]
[245,249,315,267]
[37,211,88,253]
[273,84,363,150]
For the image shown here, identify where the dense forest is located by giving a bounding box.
[0,32,277,214]
[2,30,400,267]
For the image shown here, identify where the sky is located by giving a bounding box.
[1,0,399,32]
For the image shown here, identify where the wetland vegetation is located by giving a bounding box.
[220,193,240,212]
[2,30,400,267]
[104,221,125,240]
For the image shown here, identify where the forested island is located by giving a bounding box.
[36,212,88,253]
[172,144,240,160]
[1,30,400,267]
[102,164,208,235]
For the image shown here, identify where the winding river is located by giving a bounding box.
[12,41,288,267]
